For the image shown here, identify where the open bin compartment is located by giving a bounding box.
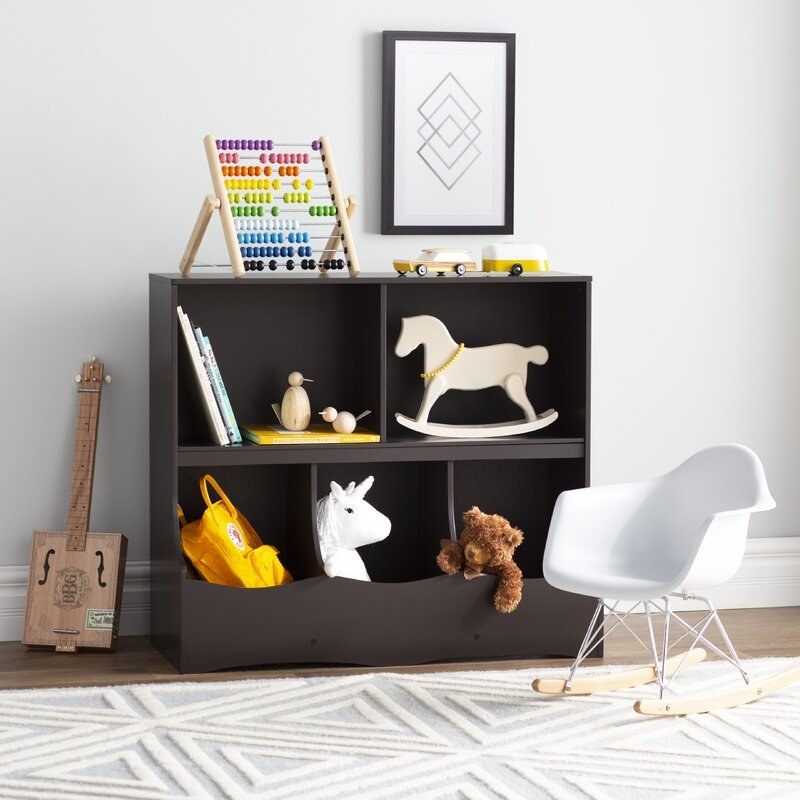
[452,456,589,580]
[313,460,450,582]
[177,463,317,582]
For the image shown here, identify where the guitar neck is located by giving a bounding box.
[66,360,105,552]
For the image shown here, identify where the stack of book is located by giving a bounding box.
[239,423,380,445]
[177,306,241,445]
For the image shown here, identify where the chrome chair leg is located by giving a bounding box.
[668,594,749,685]
[563,593,750,696]
[565,598,605,689]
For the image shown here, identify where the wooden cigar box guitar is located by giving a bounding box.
[22,357,128,652]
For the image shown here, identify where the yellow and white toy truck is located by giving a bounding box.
[481,243,550,275]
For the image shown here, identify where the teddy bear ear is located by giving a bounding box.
[463,506,482,522]
[505,529,523,547]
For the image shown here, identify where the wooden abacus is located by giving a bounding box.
[181,135,360,278]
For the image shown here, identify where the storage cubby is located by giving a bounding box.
[150,271,595,673]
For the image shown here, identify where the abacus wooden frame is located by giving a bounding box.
[381,31,515,235]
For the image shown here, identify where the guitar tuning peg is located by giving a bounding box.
[104,375,112,384]
[74,374,82,383]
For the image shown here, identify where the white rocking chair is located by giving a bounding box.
[532,443,800,715]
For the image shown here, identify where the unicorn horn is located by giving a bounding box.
[351,475,375,500]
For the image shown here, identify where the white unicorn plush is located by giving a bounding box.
[316,476,391,581]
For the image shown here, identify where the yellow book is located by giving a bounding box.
[240,423,380,445]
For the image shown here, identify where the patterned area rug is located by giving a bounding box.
[0,658,798,799]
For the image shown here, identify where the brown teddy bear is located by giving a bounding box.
[436,506,524,613]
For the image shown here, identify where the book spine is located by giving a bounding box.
[195,329,242,444]
[176,306,229,445]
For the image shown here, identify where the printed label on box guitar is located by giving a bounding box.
[22,358,127,652]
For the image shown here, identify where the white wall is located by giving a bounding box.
[1,0,798,575]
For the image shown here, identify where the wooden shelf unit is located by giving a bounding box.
[149,271,594,673]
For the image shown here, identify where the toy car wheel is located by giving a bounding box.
[511,263,523,276]
[455,263,466,276]
[416,264,428,276]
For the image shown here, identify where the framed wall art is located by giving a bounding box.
[381,31,516,235]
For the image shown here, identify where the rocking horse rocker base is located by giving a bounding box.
[395,409,558,438]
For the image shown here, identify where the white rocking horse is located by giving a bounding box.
[394,315,558,438]
[316,476,391,581]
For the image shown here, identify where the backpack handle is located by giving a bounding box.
[199,474,238,527]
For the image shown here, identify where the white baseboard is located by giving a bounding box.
[1,537,798,642]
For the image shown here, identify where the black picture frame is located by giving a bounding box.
[381,30,515,235]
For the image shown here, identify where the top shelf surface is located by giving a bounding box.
[151,270,592,286]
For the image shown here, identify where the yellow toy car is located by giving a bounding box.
[482,243,550,275]
[393,248,478,277]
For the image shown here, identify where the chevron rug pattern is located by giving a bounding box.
[0,658,798,799]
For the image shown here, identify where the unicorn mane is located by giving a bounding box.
[316,493,338,562]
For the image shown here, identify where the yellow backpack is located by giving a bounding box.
[178,474,292,588]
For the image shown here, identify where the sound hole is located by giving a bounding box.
[38,549,56,586]
[95,550,107,587]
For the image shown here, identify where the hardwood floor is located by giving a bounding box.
[1,607,797,690]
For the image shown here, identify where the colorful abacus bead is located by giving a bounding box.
[309,205,336,217]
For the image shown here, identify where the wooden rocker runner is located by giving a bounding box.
[634,661,800,716]
[530,444,800,715]
[532,647,708,697]
[534,642,800,716]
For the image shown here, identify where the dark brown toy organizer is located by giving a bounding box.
[149,271,594,673]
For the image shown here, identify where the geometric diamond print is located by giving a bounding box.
[0,660,798,799]
[416,72,482,190]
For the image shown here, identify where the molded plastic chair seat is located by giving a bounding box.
[544,444,775,600]
[541,443,775,697]
[545,564,685,602]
